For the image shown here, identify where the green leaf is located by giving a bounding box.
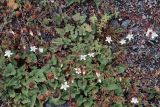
[53,14,62,25]
[101,13,111,23]
[112,102,124,107]
[0,57,5,69]
[91,87,99,94]
[29,53,37,62]
[30,95,37,107]
[83,23,92,32]
[49,98,66,106]
[65,24,75,32]
[66,0,74,6]
[35,99,43,107]
[40,65,50,73]
[90,14,97,23]
[5,77,18,87]
[22,98,30,104]
[49,57,57,65]
[42,18,51,26]
[94,0,102,7]
[72,13,87,23]
[117,64,126,73]
[78,79,87,90]
[22,88,28,96]
[9,90,15,98]
[56,28,66,36]
[115,86,123,96]
[76,95,84,106]
[35,73,46,83]
[62,92,70,100]
[13,94,22,103]
[71,88,80,98]
[84,100,93,107]
[107,84,119,91]
[5,63,16,77]
[53,38,64,45]
[99,55,108,65]
[70,30,78,40]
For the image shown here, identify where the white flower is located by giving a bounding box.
[49,0,54,3]
[119,39,126,45]
[131,97,139,104]
[4,50,13,58]
[30,46,37,52]
[60,64,63,68]
[37,31,41,36]
[119,18,122,21]
[146,28,153,37]
[96,72,101,83]
[151,32,158,39]
[126,33,134,41]
[119,77,122,82]
[74,68,81,74]
[39,47,44,53]
[88,52,95,57]
[98,79,101,83]
[10,30,15,35]
[82,71,86,75]
[146,28,159,39]
[105,37,112,44]
[55,77,58,79]
[23,46,26,50]
[80,55,87,60]
[71,80,74,83]
[29,30,34,36]
[96,72,100,77]
[60,81,69,91]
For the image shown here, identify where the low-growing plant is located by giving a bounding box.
[0,1,133,107]
[0,41,130,107]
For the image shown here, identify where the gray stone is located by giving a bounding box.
[111,20,120,28]
[44,102,69,107]
[121,20,131,28]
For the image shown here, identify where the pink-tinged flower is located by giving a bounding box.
[96,72,100,77]
[146,28,153,37]
[10,30,15,35]
[29,30,34,36]
[82,71,86,75]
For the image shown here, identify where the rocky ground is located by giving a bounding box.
[111,0,160,106]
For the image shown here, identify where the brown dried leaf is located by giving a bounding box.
[155,69,160,77]
[24,1,32,11]
[7,0,19,10]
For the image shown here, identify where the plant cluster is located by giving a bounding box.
[0,0,159,107]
